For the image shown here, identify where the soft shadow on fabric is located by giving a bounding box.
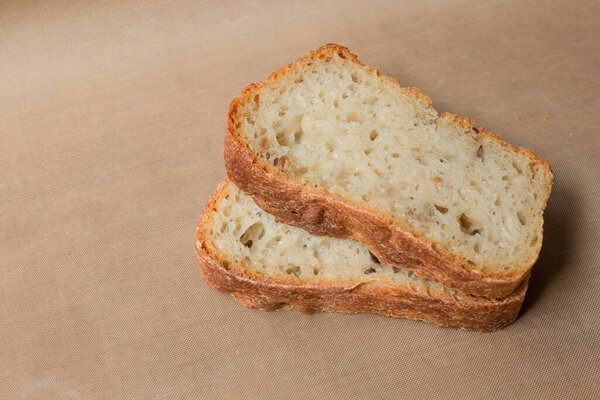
[520,182,574,316]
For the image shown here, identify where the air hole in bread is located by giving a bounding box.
[286,266,301,277]
[364,267,376,274]
[435,205,449,214]
[459,213,482,236]
[294,130,303,144]
[517,211,526,225]
[369,250,381,264]
[391,153,399,158]
[512,162,523,174]
[276,131,288,146]
[369,130,378,141]
[333,99,339,108]
[239,222,265,248]
[364,148,373,155]
[351,73,359,83]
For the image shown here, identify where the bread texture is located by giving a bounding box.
[224,43,552,298]
[196,181,527,332]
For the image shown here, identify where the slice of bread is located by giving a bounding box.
[224,44,552,298]
[196,181,527,332]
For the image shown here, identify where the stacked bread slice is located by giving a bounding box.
[196,44,552,331]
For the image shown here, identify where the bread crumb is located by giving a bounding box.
[515,116,520,120]
[543,115,549,120]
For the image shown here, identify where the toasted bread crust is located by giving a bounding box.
[224,43,552,298]
[196,183,527,332]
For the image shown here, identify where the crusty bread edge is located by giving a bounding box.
[224,43,553,298]
[196,181,527,332]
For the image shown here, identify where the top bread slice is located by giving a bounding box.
[224,44,553,298]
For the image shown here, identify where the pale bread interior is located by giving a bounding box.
[235,49,552,274]
[207,182,469,299]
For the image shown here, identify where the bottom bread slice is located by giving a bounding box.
[196,180,528,332]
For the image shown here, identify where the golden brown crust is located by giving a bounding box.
[195,183,527,332]
[224,43,552,298]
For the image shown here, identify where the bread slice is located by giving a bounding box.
[196,180,527,332]
[224,44,552,298]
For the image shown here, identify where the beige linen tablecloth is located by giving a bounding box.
[1,0,599,398]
